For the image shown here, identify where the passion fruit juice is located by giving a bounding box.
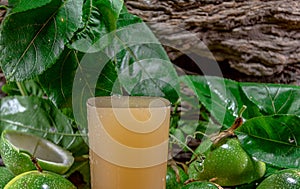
[87,96,170,189]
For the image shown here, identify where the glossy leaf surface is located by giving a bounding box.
[72,10,179,130]
[0,0,82,81]
[37,48,82,110]
[70,0,110,52]
[241,83,300,116]
[181,75,261,127]
[182,75,300,168]
[237,115,300,168]
[8,0,52,13]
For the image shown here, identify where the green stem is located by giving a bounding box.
[238,105,247,118]
[169,134,199,159]
[16,82,28,96]
[211,105,247,146]
[0,5,8,10]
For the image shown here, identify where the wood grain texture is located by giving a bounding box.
[126,0,300,84]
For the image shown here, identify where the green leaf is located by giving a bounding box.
[72,14,179,130]
[117,6,142,28]
[0,0,82,81]
[72,51,119,130]
[172,129,186,149]
[117,55,179,103]
[37,48,82,110]
[0,96,87,154]
[8,0,52,13]
[70,0,109,52]
[95,0,124,31]
[180,75,261,127]
[237,115,300,168]
[70,0,124,52]
[109,23,180,102]
[241,83,300,116]
[95,59,121,96]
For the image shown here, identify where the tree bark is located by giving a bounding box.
[125,0,300,84]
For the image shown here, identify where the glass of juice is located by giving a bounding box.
[87,96,171,189]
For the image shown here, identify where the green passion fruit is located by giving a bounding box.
[182,181,222,189]
[0,167,15,188]
[0,130,74,175]
[257,168,300,189]
[188,138,266,186]
[4,170,76,189]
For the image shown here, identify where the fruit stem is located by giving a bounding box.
[19,149,44,173]
[238,105,247,118]
[31,156,43,173]
[211,105,247,146]
[30,139,43,172]
[228,105,247,132]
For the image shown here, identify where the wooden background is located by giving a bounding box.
[125,0,300,85]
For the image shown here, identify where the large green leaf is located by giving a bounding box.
[94,0,123,31]
[70,0,109,52]
[44,8,141,116]
[241,82,300,116]
[0,96,87,154]
[70,0,124,52]
[180,75,261,127]
[114,44,179,102]
[183,75,300,168]
[95,59,121,96]
[105,20,180,101]
[0,0,82,81]
[72,12,179,130]
[72,51,120,129]
[37,48,82,110]
[8,0,53,13]
[237,115,300,168]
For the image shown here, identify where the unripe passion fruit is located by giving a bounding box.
[182,181,222,189]
[0,167,14,188]
[188,138,266,186]
[257,168,300,189]
[4,170,76,189]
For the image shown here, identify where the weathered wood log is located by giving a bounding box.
[126,0,300,84]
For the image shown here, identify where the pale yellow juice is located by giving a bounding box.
[87,96,170,189]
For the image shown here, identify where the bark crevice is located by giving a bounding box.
[126,0,300,84]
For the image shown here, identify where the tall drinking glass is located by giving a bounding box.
[87,96,171,189]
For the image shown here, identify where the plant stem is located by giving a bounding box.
[16,82,28,96]
[0,5,8,10]
[169,134,201,159]
[211,105,247,145]
[238,105,247,118]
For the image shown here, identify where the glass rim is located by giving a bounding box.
[87,96,171,108]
